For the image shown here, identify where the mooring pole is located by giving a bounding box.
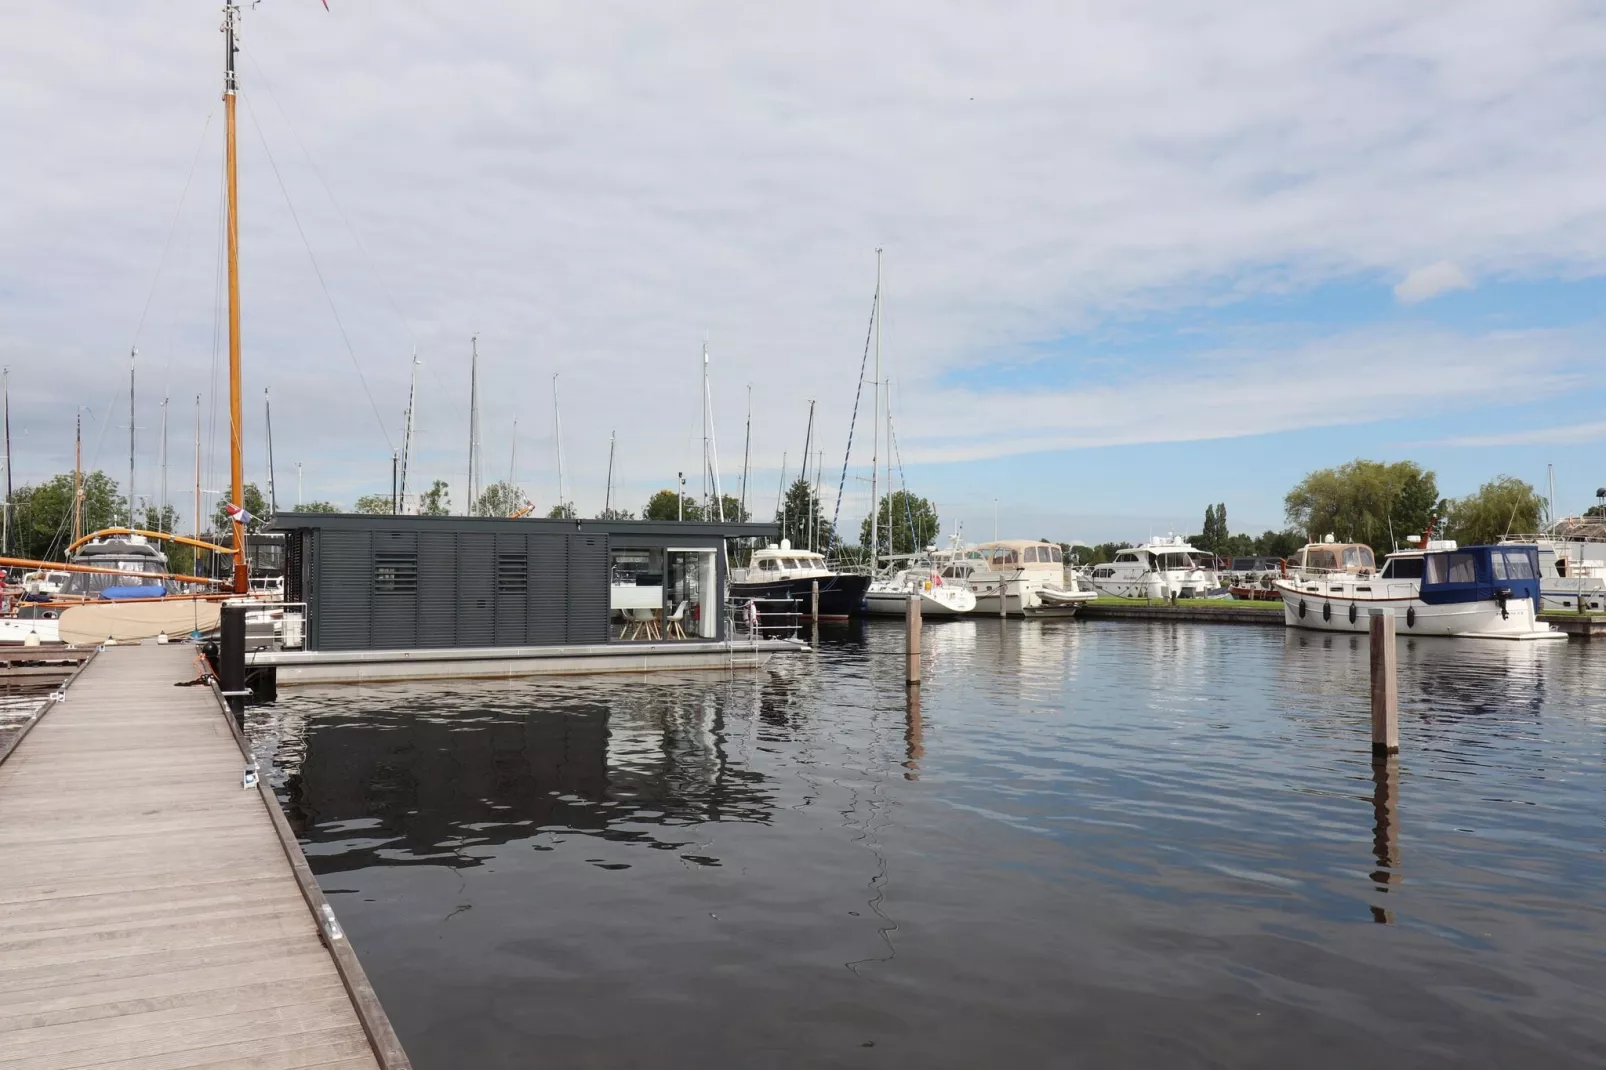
[811,579,819,626]
[1369,611,1399,754]
[220,603,247,718]
[906,593,922,685]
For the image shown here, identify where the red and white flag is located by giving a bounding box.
[224,502,255,525]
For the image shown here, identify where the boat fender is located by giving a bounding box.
[1406,607,1416,628]
[1322,602,1331,622]
[1348,604,1357,624]
[1298,600,1307,619]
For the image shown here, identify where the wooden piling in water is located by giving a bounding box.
[906,594,922,685]
[1369,611,1399,754]
[811,580,819,625]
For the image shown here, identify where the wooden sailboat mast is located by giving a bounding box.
[128,347,137,529]
[223,0,246,593]
[73,412,83,547]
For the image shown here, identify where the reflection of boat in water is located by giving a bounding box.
[730,541,870,619]
[1277,542,1563,640]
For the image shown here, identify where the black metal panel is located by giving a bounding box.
[456,532,496,647]
[284,531,305,606]
[371,529,419,649]
[495,531,529,646]
[528,534,567,645]
[417,531,459,648]
[566,533,609,644]
[317,529,373,651]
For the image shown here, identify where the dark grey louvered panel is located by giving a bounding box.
[494,532,529,646]
[371,530,419,649]
[456,532,496,646]
[316,530,373,651]
[417,531,459,647]
[284,532,305,606]
[528,535,568,645]
[566,533,609,644]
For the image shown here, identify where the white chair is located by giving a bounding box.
[624,607,660,640]
[664,600,689,639]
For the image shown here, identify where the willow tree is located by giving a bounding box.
[1284,460,1439,554]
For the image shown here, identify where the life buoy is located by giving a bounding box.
[1406,607,1416,628]
[1348,604,1357,624]
[1298,600,1307,618]
[1322,602,1331,622]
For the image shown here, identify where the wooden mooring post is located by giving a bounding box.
[1369,611,1399,754]
[811,579,820,625]
[906,593,922,685]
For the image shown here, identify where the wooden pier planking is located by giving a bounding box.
[0,642,405,1069]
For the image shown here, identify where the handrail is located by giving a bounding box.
[0,555,226,587]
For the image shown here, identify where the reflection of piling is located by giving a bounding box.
[1369,753,1401,923]
[903,684,924,780]
[1369,612,1399,754]
[905,594,922,685]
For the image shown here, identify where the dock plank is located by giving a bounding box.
[0,643,390,1069]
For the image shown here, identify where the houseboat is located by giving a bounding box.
[1275,542,1563,640]
[247,513,805,685]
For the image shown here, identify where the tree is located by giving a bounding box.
[1083,541,1133,565]
[546,502,576,519]
[1284,460,1439,554]
[213,482,267,530]
[139,503,179,535]
[596,506,636,520]
[858,490,938,557]
[352,493,394,515]
[474,481,524,518]
[297,501,341,513]
[418,480,450,516]
[1446,476,1543,546]
[643,489,702,521]
[709,494,749,523]
[9,471,127,559]
[1252,530,1305,558]
[778,479,836,551]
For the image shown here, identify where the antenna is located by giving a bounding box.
[466,334,479,515]
[552,373,565,515]
[399,349,418,512]
[128,347,137,528]
[605,430,616,514]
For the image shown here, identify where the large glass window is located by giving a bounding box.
[1384,556,1424,580]
[1447,552,1478,584]
[1503,550,1535,579]
[1425,554,1448,584]
[1342,546,1374,570]
[666,549,717,640]
[611,547,665,640]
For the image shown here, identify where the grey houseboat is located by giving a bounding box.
[250,513,800,685]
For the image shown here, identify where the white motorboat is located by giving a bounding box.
[1087,536,1216,600]
[1275,542,1562,640]
[1501,535,1606,612]
[965,540,1095,616]
[864,563,977,617]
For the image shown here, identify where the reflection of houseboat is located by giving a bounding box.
[1088,536,1215,600]
[967,540,1095,616]
[1276,542,1563,640]
[249,513,802,685]
[728,541,871,620]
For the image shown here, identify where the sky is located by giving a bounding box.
[3,1,1606,546]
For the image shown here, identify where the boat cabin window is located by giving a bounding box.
[1447,552,1478,584]
[1115,552,1138,563]
[1305,549,1338,571]
[757,557,779,571]
[1381,557,1424,580]
[1158,552,1194,570]
[1494,549,1535,581]
[989,549,1019,566]
[1342,546,1374,570]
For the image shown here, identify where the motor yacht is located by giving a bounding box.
[730,540,871,619]
[964,539,1095,616]
[1087,536,1216,600]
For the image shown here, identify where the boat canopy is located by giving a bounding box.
[1419,545,1541,609]
[973,540,1063,566]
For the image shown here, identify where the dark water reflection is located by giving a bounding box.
[250,621,1606,1069]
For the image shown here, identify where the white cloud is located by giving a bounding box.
[1422,421,1606,448]
[1,2,1605,526]
[1394,261,1473,304]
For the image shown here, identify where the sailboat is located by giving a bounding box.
[0,2,257,644]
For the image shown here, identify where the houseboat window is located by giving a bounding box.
[1425,554,1447,584]
[666,549,717,640]
[1382,557,1424,580]
[373,552,418,594]
[611,547,666,640]
[1447,552,1478,584]
[1343,546,1374,570]
[1502,550,1535,580]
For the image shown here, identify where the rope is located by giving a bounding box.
[831,287,878,537]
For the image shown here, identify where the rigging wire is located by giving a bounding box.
[831,287,878,537]
[239,91,395,451]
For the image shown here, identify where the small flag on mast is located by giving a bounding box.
[224,502,255,525]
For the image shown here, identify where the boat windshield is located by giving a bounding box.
[63,565,168,595]
[1158,552,1195,570]
[1381,557,1425,580]
[1343,546,1375,570]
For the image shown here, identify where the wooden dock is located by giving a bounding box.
[0,641,409,1069]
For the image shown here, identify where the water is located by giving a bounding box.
[248,621,1606,1068]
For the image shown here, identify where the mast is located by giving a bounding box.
[73,412,83,546]
[704,354,724,522]
[1548,463,1557,534]
[740,384,751,520]
[604,431,616,514]
[399,349,418,512]
[508,416,518,489]
[869,247,881,566]
[159,396,169,530]
[552,373,565,515]
[296,461,302,509]
[222,0,246,592]
[263,387,276,517]
[192,395,201,545]
[777,452,787,539]
[701,343,709,512]
[466,334,478,515]
[1,368,10,557]
[800,400,815,549]
[128,347,137,529]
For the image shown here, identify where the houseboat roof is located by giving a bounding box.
[270,512,781,541]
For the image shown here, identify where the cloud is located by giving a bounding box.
[1393,261,1473,304]
[1421,421,1606,448]
[1,2,1605,527]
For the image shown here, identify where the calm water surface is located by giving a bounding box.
[249,621,1606,1068]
